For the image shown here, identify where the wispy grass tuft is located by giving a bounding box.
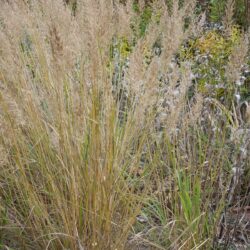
[0,0,249,249]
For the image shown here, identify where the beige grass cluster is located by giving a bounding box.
[0,0,249,249]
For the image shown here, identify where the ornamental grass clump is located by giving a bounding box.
[0,0,249,249]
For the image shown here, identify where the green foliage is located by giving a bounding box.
[131,129,233,249]
[234,0,247,27]
[209,0,227,22]
[139,6,153,37]
[132,0,140,13]
[240,58,250,101]
[177,171,202,226]
[111,37,132,60]
[209,0,246,27]
[180,26,242,102]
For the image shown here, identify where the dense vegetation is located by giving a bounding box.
[0,0,249,249]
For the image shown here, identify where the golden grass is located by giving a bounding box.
[0,0,249,249]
